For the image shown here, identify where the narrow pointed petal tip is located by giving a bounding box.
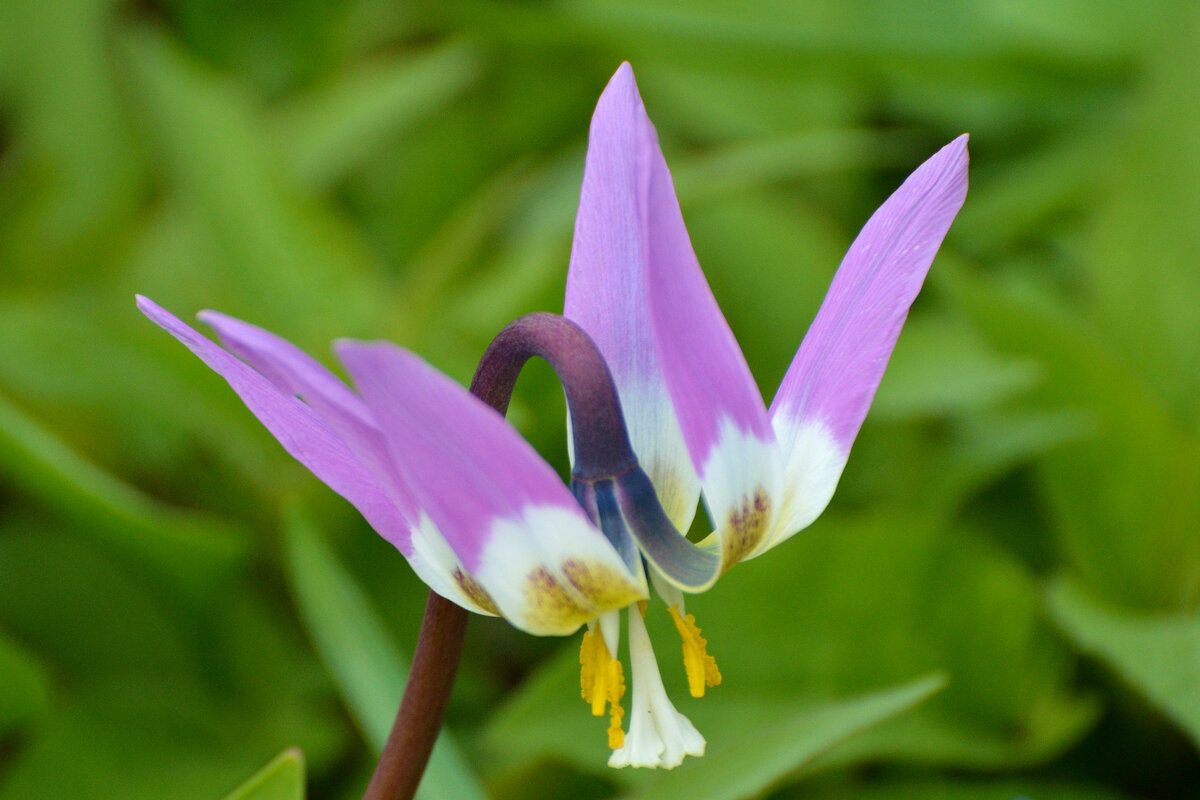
[134,296,415,554]
[765,136,969,544]
[141,298,507,618]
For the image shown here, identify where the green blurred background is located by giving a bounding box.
[2,1,1199,798]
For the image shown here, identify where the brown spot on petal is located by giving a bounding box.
[721,489,770,569]
[523,561,643,632]
[453,568,499,615]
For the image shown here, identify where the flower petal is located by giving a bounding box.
[198,310,397,499]
[335,340,647,635]
[767,135,969,545]
[197,309,496,615]
[565,63,700,532]
[136,297,409,550]
[632,78,782,567]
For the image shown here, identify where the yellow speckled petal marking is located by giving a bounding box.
[524,560,644,633]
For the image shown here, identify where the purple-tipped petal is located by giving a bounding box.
[565,63,700,532]
[336,341,646,635]
[766,135,969,544]
[196,310,499,616]
[136,296,410,554]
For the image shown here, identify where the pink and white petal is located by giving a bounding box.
[136,296,412,555]
[407,513,500,616]
[196,309,497,615]
[766,135,969,546]
[336,341,647,636]
[633,82,782,566]
[565,63,699,531]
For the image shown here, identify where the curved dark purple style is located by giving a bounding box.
[470,312,636,481]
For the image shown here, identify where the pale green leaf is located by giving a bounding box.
[630,674,946,800]
[0,391,246,606]
[220,750,305,800]
[1049,577,1200,748]
[274,41,481,186]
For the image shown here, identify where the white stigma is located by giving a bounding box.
[608,605,706,768]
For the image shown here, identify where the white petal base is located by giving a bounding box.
[618,378,702,533]
[472,505,647,636]
[409,514,500,616]
[767,414,846,550]
[608,606,705,769]
[698,417,782,566]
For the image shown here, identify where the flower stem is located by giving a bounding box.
[362,591,468,800]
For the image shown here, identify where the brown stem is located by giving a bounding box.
[362,592,468,800]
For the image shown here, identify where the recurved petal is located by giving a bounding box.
[565,63,700,532]
[336,340,647,636]
[197,310,496,616]
[767,135,969,546]
[635,86,783,567]
[136,296,408,552]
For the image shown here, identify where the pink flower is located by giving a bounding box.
[139,63,967,769]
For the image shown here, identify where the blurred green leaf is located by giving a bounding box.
[0,630,50,738]
[281,504,487,800]
[1088,6,1200,420]
[1049,577,1200,748]
[0,391,246,606]
[630,673,946,800]
[936,257,1200,611]
[0,674,304,800]
[932,409,1093,507]
[807,777,1131,800]
[119,23,387,342]
[870,316,1042,421]
[0,0,144,279]
[274,41,481,187]
[951,131,1108,257]
[220,750,305,800]
[672,129,918,200]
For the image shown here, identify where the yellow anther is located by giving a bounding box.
[580,627,626,749]
[607,702,625,749]
[667,605,722,698]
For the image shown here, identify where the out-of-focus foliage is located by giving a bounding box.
[221,750,305,800]
[0,0,1197,797]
